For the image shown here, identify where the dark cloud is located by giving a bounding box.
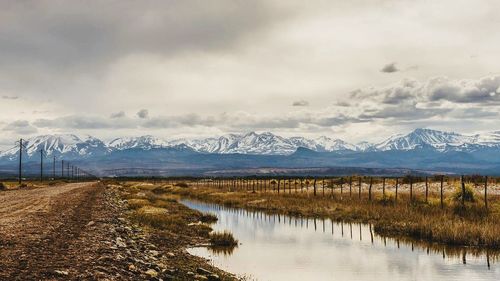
[359,105,451,121]
[143,114,215,128]
[0,1,284,69]
[381,88,416,105]
[3,120,38,134]
[380,63,399,73]
[34,116,133,129]
[137,109,149,119]
[427,76,500,104]
[110,111,125,119]
[0,0,292,104]
[336,101,351,107]
[1,95,18,100]
[292,100,309,106]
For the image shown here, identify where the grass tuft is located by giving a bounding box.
[174,182,189,188]
[209,231,238,247]
[200,212,218,223]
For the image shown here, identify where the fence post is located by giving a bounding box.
[425,176,429,203]
[484,176,488,210]
[277,179,281,194]
[409,176,413,202]
[322,178,325,196]
[358,177,362,199]
[330,178,334,197]
[382,177,385,199]
[340,178,344,199]
[313,178,317,196]
[440,176,444,209]
[368,177,373,201]
[349,176,352,198]
[461,175,466,207]
[395,178,399,203]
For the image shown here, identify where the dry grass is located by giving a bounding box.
[107,181,237,280]
[209,231,238,247]
[170,184,500,249]
[118,182,216,238]
[200,212,218,223]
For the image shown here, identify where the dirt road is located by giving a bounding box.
[0,181,235,281]
[0,182,158,280]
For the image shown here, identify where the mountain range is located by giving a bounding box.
[1,128,500,176]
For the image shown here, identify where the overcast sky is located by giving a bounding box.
[1,0,500,149]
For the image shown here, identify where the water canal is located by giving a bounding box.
[182,200,499,281]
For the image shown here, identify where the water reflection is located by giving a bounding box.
[183,200,500,281]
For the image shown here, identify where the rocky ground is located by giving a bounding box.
[0,182,233,280]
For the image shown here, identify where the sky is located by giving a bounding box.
[1,0,500,150]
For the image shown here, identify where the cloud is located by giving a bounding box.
[34,115,135,129]
[380,63,399,73]
[292,100,309,106]
[427,76,500,104]
[349,75,500,106]
[3,120,38,134]
[342,75,500,124]
[2,95,18,100]
[0,1,285,69]
[110,111,125,119]
[137,109,149,119]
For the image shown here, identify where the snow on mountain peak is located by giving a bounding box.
[107,135,169,150]
[1,128,500,161]
[375,128,478,151]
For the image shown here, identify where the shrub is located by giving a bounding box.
[209,231,238,247]
[0,182,6,191]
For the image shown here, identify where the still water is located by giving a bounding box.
[182,200,500,281]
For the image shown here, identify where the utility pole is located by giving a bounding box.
[40,149,44,182]
[18,138,24,184]
[53,156,56,180]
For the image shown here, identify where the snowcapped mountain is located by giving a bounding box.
[170,132,361,155]
[474,131,500,147]
[107,135,169,150]
[1,129,500,163]
[0,134,109,160]
[374,128,498,152]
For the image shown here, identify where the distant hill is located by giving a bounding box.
[1,128,500,176]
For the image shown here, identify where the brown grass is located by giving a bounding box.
[169,184,500,249]
[118,182,214,238]
[209,231,238,247]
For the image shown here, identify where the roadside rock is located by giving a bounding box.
[194,274,208,280]
[54,270,69,276]
[197,267,212,275]
[145,269,158,278]
[208,274,221,281]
